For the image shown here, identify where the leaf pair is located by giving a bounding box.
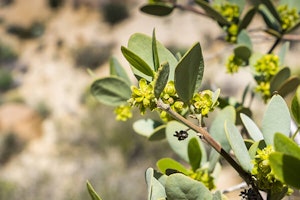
[224,95,291,172]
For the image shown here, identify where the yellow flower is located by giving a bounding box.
[114,104,132,121]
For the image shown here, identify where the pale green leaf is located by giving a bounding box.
[152,29,160,71]
[262,95,291,145]
[127,33,177,82]
[91,77,131,106]
[145,168,167,200]
[225,120,253,172]
[240,113,263,141]
[165,173,212,200]
[278,42,290,66]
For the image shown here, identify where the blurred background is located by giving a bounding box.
[0,0,299,199]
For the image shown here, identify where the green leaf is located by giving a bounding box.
[175,42,203,103]
[225,120,253,172]
[261,0,282,25]
[277,76,300,97]
[195,0,230,26]
[269,152,300,189]
[91,77,131,106]
[291,86,300,125]
[133,119,166,141]
[262,95,291,145]
[140,3,174,16]
[278,42,290,66]
[145,168,167,200]
[154,62,170,98]
[109,56,131,85]
[259,4,281,32]
[240,113,263,141]
[188,138,202,172]
[87,181,102,200]
[238,7,257,32]
[210,106,235,152]
[152,29,160,71]
[157,158,191,175]
[166,121,206,163]
[165,173,212,200]
[274,133,300,160]
[212,191,223,200]
[234,45,252,61]
[121,46,154,78]
[270,67,291,93]
[127,33,177,82]
[237,30,252,50]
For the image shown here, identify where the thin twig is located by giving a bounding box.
[157,99,263,200]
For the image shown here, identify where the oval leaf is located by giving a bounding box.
[277,76,300,97]
[121,46,154,78]
[274,133,300,160]
[239,7,257,32]
[188,138,202,172]
[175,42,203,103]
[234,45,251,61]
[91,77,131,106]
[262,95,291,145]
[225,120,253,172]
[145,168,167,200]
[237,30,252,50]
[240,113,263,141]
[165,173,212,200]
[269,152,300,189]
[140,3,174,16]
[154,62,170,98]
[127,33,178,82]
[157,158,190,175]
[278,42,290,66]
[270,67,291,93]
[259,4,281,32]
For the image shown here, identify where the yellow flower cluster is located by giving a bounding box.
[189,168,216,190]
[277,4,300,31]
[226,53,244,74]
[254,54,280,101]
[252,145,291,195]
[214,2,240,43]
[191,90,215,116]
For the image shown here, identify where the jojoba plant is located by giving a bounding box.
[87,0,300,199]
